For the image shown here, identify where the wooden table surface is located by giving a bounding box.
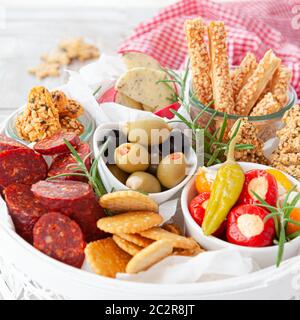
[0,5,159,122]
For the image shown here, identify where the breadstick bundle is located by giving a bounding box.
[184,18,292,117]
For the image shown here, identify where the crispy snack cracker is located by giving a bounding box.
[117,233,153,248]
[60,116,84,136]
[173,239,205,256]
[113,235,142,256]
[162,223,182,235]
[140,227,196,249]
[16,86,61,142]
[85,238,131,278]
[126,240,173,274]
[99,190,158,213]
[41,49,71,66]
[97,211,162,234]
[51,90,69,114]
[28,62,60,79]
[62,99,84,119]
[59,37,100,61]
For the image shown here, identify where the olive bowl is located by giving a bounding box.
[181,162,300,269]
[93,122,198,204]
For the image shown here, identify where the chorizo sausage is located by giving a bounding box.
[47,142,91,182]
[70,198,107,243]
[0,134,27,152]
[33,132,80,155]
[33,212,85,268]
[0,148,48,188]
[4,183,47,243]
[31,180,94,215]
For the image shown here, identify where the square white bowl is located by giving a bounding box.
[93,122,197,204]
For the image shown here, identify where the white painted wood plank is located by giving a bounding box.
[0,6,158,113]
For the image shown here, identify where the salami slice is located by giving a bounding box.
[70,198,107,243]
[0,148,48,188]
[33,212,85,268]
[33,132,80,155]
[4,183,47,243]
[31,180,94,215]
[48,142,91,182]
[0,134,27,152]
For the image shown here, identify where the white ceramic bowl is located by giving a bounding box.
[93,122,197,204]
[181,162,300,268]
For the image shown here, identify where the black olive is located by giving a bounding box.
[159,129,190,157]
[147,163,159,176]
[98,129,127,164]
[147,145,161,175]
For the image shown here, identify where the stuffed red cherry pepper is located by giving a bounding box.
[238,169,278,206]
[226,204,275,247]
[189,192,225,237]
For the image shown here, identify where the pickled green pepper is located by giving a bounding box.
[202,123,245,236]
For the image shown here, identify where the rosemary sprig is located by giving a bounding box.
[48,139,109,198]
[93,85,102,97]
[252,187,300,267]
[170,105,250,166]
[158,59,190,110]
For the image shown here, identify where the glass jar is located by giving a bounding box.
[5,109,95,145]
[189,85,297,142]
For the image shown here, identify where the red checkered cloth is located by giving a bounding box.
[119,0,300,97]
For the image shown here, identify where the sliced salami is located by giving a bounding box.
[33,132,80,155]
[4,183,47,243]
[70,198,107,243]
[0,148,48,188]
[31,180,94,215]
[0,134,28,152]
[33,212,85,268]
[48,142,91,182]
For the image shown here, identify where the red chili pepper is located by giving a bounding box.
[238,169,278,206]
[189,192,226,237]
[226,204,275,247]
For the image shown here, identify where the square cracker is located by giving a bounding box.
[140,227,197,249]
[126,240,173,274]
[117,233,154,248]
[99,190,158,213]
[113,235,142,256]
[97,211,162,234]
[85,238,131,278]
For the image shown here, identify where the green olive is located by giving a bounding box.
[122,118,171,146]
[126,171,161,193]
[157,152,187,189]
[114,143,149,173]
[107,164,129,185]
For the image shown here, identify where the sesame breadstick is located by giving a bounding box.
[208,21,235,114]
[231,53,257,101]
[282,104,300,125]
[250,92,281,116]
[270,66,292,107]
[270,104,300,180]
[235,49,281,115]
[185,18,212,106]
[229,118,269,164]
